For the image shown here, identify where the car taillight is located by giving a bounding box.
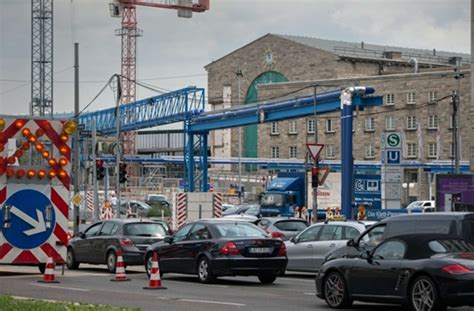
[120,238,135,247]
[441,264,472,275]
[220,241,240,255]
[278,242,287,256]
[271,231,286,239]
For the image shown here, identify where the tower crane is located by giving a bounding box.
[109,0,210,155]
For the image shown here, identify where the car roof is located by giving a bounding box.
[260,217,308,223]
[379,212,474,223]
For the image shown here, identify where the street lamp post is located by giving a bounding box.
[402,182,415,207]
[236,68,243,204]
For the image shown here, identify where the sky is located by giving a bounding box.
[0,0,470,116]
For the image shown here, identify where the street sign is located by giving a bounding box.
[383,167,401,182]
[385,133,401,148]
[386,150,401,165]
[79,130,92,136]
[72,193,84,206]
[2,189,55,249]
[306,143,324,161]
[317,167,330,186]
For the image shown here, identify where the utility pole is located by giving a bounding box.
[92,119,100,222]
[236,68,243,204]
[115,75,123,218]
[73,43,80,234]
[313,85,318,214]
[453,65,464,174]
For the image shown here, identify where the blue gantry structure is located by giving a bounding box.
[79,85,383,214]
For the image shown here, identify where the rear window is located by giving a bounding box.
[214,223,269,238]
[274,220,308,231]
[429,239,474,253]
[386,219,454,237]
[124,223,167,237]
[462,220,474,243]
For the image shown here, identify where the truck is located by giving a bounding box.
[0,115,74,273]
[259,172,307,217]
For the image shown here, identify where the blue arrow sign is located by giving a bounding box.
[1,189,56,249]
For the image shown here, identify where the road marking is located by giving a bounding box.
[304,292,315,295]
[30,283,90,292]
[178,299,246,307]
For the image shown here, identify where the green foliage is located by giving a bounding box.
[147,202,171,217]
[0,295,140,311]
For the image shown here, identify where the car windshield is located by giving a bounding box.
[244,205,261,216]
[406,201,423,209]
[274,220,308,231]
[214,223,269,238]
[429,239,474,253]
[148,195,167,202]
[124,223,166,237]
[223,205,241,214]
[260,193,285,207]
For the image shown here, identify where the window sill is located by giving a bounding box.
[427,155,438,159]
[288,132,298,135]
[406,156,417,159]
[385,128,396,131]
[427,127,439,131]
[270,133,280,136]
[364,129,375,133]
[325,131,336,134]
[384,103,395,106]
[405,128,417,131]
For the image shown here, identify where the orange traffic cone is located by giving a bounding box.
[143,252,166,290]
[110,249,130,282]
[38,255,59,283]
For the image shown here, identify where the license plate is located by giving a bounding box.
[249,247,273,254]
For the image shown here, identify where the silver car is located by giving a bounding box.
[256,217,308,241]
[285,221,369,273]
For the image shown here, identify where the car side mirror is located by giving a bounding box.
[164,236,173,244]
[347,239,356,247]
[360,250,372,260]
[79,232,85,239]
[290,236,297,243]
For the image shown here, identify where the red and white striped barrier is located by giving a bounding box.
[213,192,223,218]
[176,193,187,229]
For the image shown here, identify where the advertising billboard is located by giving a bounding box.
[435,174,474,212]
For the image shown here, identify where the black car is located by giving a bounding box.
[144,219,288,284]
[67,219,168,273]
[316,234,474,310]
[326,212,474,262]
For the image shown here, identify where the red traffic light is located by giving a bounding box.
[96,159,104,167]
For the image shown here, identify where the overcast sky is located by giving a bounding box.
[0,0,470,116]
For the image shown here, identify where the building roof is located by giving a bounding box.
[205,33,470,69]
[274,34,470,66]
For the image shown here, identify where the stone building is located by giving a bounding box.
[205,34,471,205]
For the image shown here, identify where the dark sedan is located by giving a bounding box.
[316,234,474,310]
[144,219,288,284]
[67,219,168,273]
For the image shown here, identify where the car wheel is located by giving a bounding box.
[258,273,277,284]
[106,251,117,273]
[38,263,46,274]
[409,276,446,311]
[323,272,352,309]
[66,248,80,270]
[145,253,164,279]
[197,256,215,284]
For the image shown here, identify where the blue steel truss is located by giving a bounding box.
[185,88,383,192]
[79,87,205,135]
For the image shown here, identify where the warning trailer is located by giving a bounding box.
[0,115,75,272]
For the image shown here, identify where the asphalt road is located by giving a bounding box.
[0,265,471,311]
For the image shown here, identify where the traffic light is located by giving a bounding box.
[119,163,128,183]
[311,167,318,187]
[96,160,105,180]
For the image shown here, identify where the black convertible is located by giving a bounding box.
[316,234,474,310]
[145,219,287,284]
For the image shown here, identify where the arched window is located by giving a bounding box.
[243,71,288,166]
